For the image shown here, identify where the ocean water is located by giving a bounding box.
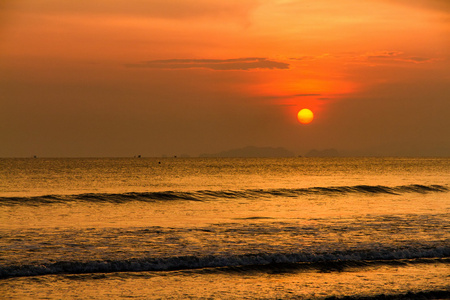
[0,157,449,299]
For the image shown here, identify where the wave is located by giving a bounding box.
[324,290,450,300]
[0,184,447,206]
[1,246,449,279]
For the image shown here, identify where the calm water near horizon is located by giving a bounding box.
[0,157,449,299]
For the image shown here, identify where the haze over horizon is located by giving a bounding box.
[1,0,449,157]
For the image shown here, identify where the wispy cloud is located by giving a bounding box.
[5,0,260,21]
[380,0,450,14]
[365,51,402,60]
[260,94,322,99]
[127,58,290,71]
[364,51,434,64]
[289,54,330,61]
[289,51,435,65]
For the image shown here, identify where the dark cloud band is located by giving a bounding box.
[127,57,290,70]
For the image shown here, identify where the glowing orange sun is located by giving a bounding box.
[297,108,314,124]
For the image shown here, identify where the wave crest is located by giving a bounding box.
[1,246,449,279]
[0,184,447,206]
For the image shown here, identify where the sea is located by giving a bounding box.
[0,157,449,299]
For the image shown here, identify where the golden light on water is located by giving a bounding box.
[297,108,314,124]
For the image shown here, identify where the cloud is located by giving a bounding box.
[289,54,331,61]
[286,51,436,67]
[365,51,403,60]
[380,0,450,14]
[127,58,290,71]
[261,94,321,99]
[289,56,317,61]
[400,57,436,63]
[364,51,434,64]
[5,0,260,21]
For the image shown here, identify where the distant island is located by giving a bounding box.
[305,148,340,157]
[200,146,295,158]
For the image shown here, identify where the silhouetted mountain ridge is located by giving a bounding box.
[305,148,340,157]
[200,146,295,158]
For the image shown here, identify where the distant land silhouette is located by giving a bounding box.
[200,146,295,158]
[305,148,340,157]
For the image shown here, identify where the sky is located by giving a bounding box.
[0,0,449,157]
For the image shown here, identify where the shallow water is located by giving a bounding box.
[1,157,449,299]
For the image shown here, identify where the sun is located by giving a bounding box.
[297,108,314,124]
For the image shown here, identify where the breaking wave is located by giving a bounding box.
[1,246,449,279]
[324,290,450,300]
[0,184,447,206]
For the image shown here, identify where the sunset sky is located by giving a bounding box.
[1,0,449,157]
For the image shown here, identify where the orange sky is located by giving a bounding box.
[1,0,449,156]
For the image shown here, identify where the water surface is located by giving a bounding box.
[1,157,449,299]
